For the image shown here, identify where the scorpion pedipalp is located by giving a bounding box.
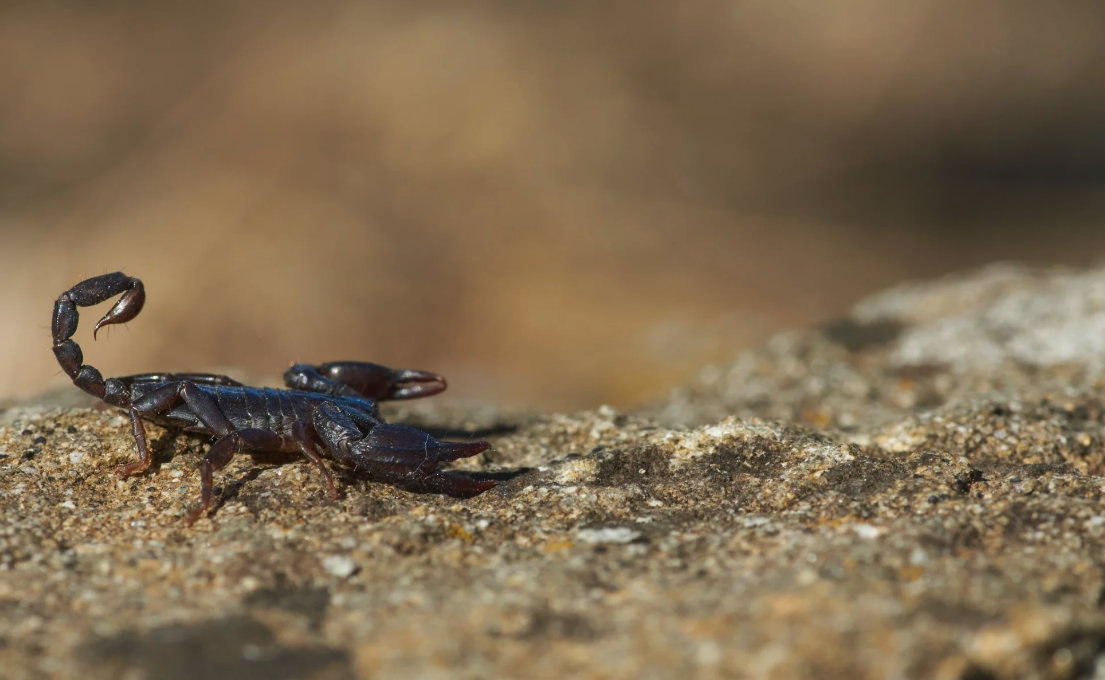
[321,361,443,399]
[358,423,491,468]
[351,423,494,498]
[373,367,449,400]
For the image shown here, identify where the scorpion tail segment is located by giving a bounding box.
[314,362,447,401]
[52,340,84,379]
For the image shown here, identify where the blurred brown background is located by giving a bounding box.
[3,0,1105,410]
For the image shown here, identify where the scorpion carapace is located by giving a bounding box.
[52,272,494,525]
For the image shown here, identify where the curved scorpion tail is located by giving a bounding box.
[52,272,145,405]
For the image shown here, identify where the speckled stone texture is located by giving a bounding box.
[6,263,1105,679]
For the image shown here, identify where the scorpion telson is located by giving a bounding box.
[52,272,494,525]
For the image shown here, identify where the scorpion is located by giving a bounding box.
[52,272,494,525]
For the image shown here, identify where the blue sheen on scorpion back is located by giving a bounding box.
[129,382,381,435]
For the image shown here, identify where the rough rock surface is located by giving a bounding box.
[6,263,1105,679]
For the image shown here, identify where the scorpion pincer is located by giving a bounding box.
[52,272,494,525]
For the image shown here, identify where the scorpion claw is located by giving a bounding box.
[386,369,448,400]
[304,362,447,401]
[351,424,495,494]
[360,424,490,468]
[432,439,493,462]
[401,473,497,498]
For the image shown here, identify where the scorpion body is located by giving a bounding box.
[52,272,493,524]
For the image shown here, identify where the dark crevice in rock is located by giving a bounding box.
[822,455,911,498]
[822,318,905,352]
[81,617,352,680]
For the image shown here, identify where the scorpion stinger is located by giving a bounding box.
[51,272,496,526]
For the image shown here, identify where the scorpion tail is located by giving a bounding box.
[52,272,145,404]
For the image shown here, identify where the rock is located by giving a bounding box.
[321,555,358,579]
[575,527,642,544]
[4,263,1105,679]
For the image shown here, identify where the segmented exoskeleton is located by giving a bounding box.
[52,272,493,524]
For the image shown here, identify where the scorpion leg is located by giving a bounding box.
[115,381,236,479]
[130,381,235,435]
[117,409,156,477]
[184,428,287,525]
[106,377,238,478]
[290,420,339,500]
[284,362,447,401]
[116,412,183,477]
[128,383,335,522]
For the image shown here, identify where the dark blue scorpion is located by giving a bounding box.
[52,272,494,525]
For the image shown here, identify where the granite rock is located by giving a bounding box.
[5,263,1105,679]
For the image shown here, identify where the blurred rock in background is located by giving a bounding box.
[2,0,1105,409]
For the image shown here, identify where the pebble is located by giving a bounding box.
[322,555,358,578]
